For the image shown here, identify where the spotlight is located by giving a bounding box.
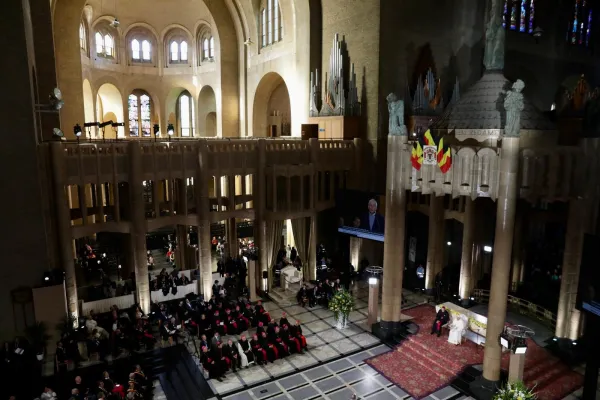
[483,245,492,253]
[470,296,475,301]
[52,128,64,139]
[368,277,378,285]
[167,123,174,136]
[118,264,122,269]
[447,241,452,246]
[532,26,544,43]
[572,341,577,346]
[243,38,254,46]
[73,124,82,137]
[552,337,558,342]
[111,18,120,28]
[49,88,64,110]
[153,124,160,136]
[102,253,106,258]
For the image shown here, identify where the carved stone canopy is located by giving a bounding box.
[432,72,555,136]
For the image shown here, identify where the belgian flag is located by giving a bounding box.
[437,136,452,174]
[423,129,436,147]
[411,141,423,170]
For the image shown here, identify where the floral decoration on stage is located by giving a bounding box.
[329,289,355,329]
[494,381,537,400]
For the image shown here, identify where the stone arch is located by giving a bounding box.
[166,87,197,137]
[96,83,124,139]
[253,72,291,137]
[82,79,95,136]
[202,0,240,137]
[162,24,194,66]
[124,23,159,67]
[127,89,159,137]
[198,85,218,137]
[91,16,121,62]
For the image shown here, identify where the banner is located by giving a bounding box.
[422,145,437,165]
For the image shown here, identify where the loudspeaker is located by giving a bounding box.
[262,271,268,279]
[301,124,318,140]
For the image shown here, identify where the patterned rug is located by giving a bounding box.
[365,305,583,400]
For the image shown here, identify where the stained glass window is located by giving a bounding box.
[587,10,593,46]
[170,41,179,61]
[181,41,188,61]
[142,40,151,60]
[568,0,593,46]
[140,95,151,136]
[503,0,535,33]
[128,94,139,136]
[132,39,140,60]
[528,0,535,32]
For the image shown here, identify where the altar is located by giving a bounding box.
[436,302,487,345]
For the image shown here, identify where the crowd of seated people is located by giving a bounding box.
[296,279,344,308]
[198,310,308,382]
[39,365,150,400]
[149,268,191,295]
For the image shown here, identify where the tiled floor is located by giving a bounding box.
[181,281,435,399]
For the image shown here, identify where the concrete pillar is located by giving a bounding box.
[425,195,444,290]
[367,279,380,330]
[227,217,238,257]
[555,200,585,338]
[50,142,79,321]
[175,225,187,270]
[195,140,213,298]
[508,353,526,383]
[248,260,258,302]
[128,142,150,313]
[482,136,520,382]
[308,214,317,281]
[380,134,408,333]
[349,236,363,270]
[459,197,474,303]
[255,139,268,291]
[511,210,524,292]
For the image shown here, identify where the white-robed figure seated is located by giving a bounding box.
[447,314,468,345]
[280,265,303,290]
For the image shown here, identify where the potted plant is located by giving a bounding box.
[329,289,355,329]
[494,381,536,400]
[25,322,51,361]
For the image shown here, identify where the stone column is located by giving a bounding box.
[128,142,150,313]
[349,236,363,270]
[425,195,444,290]
[248,260,258,302]
[50,142,79,320]
[381,134,408,333]
[195,140,213,297]
[255,140,268,291]
[459,197,475,303]
[308,214,318,281]
[482,136,520,382]
[175,225,187,270]
[510,210,524,292]
[555,200,585,339]
[227,218,238,257]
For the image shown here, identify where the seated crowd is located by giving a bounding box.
[39,365,150,400]
[295,278,344,308]
[149,268,191,294]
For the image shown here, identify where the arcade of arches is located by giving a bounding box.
[5,0,600,397]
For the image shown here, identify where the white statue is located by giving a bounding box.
[447,314,467,345]
[483,0,506,71]
[386,93,407,135]
[504,79,525,137]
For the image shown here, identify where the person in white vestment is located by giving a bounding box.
[447,314,467,345]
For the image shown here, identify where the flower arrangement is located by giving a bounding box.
[494,381,537,400]
[329,289,355,327]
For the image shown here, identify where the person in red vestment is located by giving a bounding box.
[290,320,307,350]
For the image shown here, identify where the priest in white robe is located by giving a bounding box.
[447,314,467,345]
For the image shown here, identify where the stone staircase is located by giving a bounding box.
[268,286,298,307]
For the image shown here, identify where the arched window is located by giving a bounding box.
[202,38,210,60]
[567,0,593,46]
[209,37,215,58]
[170,42,179,61]
[79,23,87,51]
[177,92,195,137]
[131,39,140,60]
[95,31,115,57]
[502,0,535,33]
[169,40,188,62]
[142,40,151,61]
[128,91,152,137]
[260,0,283,48]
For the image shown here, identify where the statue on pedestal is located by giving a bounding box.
[386,93,407,136]
[483,0,505,71]
[503,79,525,137]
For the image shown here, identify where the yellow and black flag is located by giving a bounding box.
[437,136,452,174]
[423,129,436,147]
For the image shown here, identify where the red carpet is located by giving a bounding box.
[365,305,583,400]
